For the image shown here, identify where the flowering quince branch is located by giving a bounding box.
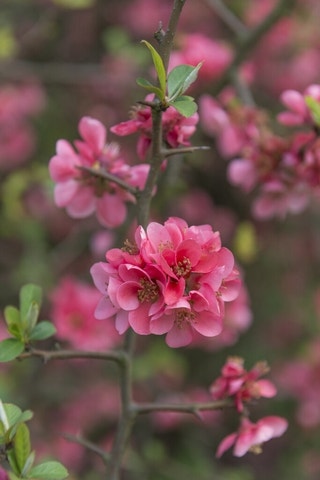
[76,165,139,197]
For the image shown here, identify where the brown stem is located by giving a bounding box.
[133,399,233,415]
[19,347,125,365]
[77,166,138,196]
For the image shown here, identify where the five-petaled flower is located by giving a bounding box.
[91,217,241,347]
[49,116,150,228]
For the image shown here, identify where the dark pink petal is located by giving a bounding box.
[164,278,185,305]
[150,313,174,335]
[128,303,151,334]
[233,427,256,457]
[110,120,139,136]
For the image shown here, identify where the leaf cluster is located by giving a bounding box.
[0,401,68,480]
[137,40,202,117]
[0,284,56,362]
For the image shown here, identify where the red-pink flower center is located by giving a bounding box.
[137,278,159,303]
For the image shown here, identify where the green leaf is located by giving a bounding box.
[7,449,20,476]
[8,410,34,441]
[305,95,320,126]
[22,451,35,477]
[170,96,198,118]
[3,403,22,429]
[19,284,42,332]
[8,472,20,480]
[136,77,164,99]
[4,306,21,337]
[29,461,69,480]
[167,63,202,101]
[141,40,166,99]
[13,423,31,473]
[0,338,24,362]
[29,322,56,341]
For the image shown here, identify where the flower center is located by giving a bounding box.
[122,239,139,255]
[173,257,192,277]
[137,278,159,303]
[174,309,196,329]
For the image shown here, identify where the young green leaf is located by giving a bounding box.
[21,450,35,477]
[167,63,202,101]
[136,77,164,99]
[29,322,56,341]
[29,461,69,480]
[2,403,22,429]
[4,306,21,338]
[170,96,198,118]
[8,409,34,441]
[19,284,42,330]
[0,338,24,362]
[141,40,166,99]
[13,423,31,473]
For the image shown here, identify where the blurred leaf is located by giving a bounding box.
[136,77,163,98]
[29,461,69,480]
[13,423,31,474]
[170,96,198,117]
[141,40,166,99]
[233,221,258,263]
[0,26,17,59]
[167,63,202,101]
[21,451,35,477]
[52,0,95,8]
[0,338,24,362]
[8,410,34,441]
[29,321,56,341]
[305,95,320,126]
[3,403,22,429]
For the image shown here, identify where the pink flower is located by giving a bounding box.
[216,416,288,457]
[277,84,320,127]
[169,34,232,83]
[50,276,121,350]
[210,357,277,413]
[91,217,241,348]
[0,468,8,480]
[49,116,149,227]
[110,100,198,160]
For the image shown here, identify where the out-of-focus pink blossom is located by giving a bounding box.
[169,34,232,83]
[91,217,241,348]
[277,84,320,126]
[0,83,45,170]
[210,357,276,413]
[110,100,198,160]
[216,415,288,457]
[50,276,121,350]
[49,116,149,227]
[0,467,8,480]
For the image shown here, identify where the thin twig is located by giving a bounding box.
[213,0,296,94]
[205,0,248,37]
[162,145,210,157]
[77,166,139,196]
[19,347,125,365]
[63,433,111,464]
[133,399,233,415]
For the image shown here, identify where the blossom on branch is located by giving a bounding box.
[110,99,199,160]
[49,116,149,227]
[216,415,288,458]
[90,217,241,348]
[210,357,277,413]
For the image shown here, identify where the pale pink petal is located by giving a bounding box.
[115,309,129,334]
[256,379,277,398]
[193,311,222,337]
[233,428,256,457]
[96,193,127,228]
[216,433,237,458]
[117,282,140,310]
[150,313,174,335]
[78,116,106,154]
[66,186,96,218]
[94,296,118,320]
[110,120,139,136]
[54,180,79,207]
[166,323,193,348]
[128,303,151,334]
[258,416,288,438]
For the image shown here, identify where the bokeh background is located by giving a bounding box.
[1,0,320,479]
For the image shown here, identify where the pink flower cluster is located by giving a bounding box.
[216,415,288,458]
[210,357,277,413]
[110,99,199,160]
[49,116,150,227]
[50,276,121,350]
[91,217,241,348]
[200,86,320,219]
